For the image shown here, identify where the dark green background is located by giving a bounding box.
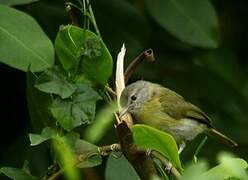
[0,0,248,179]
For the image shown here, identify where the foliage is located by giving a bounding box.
[132,124,182,171]
[0,4,54,72]
[0,0,248,179]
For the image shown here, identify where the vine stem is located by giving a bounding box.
[86,0,101,37]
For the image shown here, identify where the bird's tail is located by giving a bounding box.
[208,128,238,147]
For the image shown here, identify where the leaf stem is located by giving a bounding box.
[86,0,101,37]
[193,136,208,163]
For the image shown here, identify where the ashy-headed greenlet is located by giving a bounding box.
[120,80,237,152]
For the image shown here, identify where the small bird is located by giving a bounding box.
[120,80,237,152]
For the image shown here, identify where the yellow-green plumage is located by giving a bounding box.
[120,80,237,149]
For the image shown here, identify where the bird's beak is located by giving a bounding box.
[119,106,130,118]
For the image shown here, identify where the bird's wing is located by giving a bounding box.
[157,87,212,127]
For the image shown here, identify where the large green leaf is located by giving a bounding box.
[50,84,101,131]
[55,25,112,85]
[0,5,54,72]
[145,0,219,48]
[0,167,38,180]
[131,124,182,170]
[35,66,76,99]
[0,0,39,6]
[105,153,140,180]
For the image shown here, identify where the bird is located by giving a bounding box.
[120,80,237,152]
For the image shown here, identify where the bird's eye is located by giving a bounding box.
[131,95,137,101]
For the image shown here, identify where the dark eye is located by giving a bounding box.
[131,95,137,101]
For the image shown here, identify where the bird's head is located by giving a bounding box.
[120,80,154,117]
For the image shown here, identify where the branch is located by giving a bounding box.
[47,169,64,180]
[151,151,181,179]
[124,49,155,84]
[64,0,80,26]
[47,143,121,180]
[116,121,158,180]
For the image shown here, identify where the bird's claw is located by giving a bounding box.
[146,148,152,157]
[165,162,173,173]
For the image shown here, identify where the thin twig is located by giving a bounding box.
[64,0,80,26]
[47,169,64,180]
[105,85,117,97]
[47,143,121,180]
[151,151,182,179]
[124,49,155,84]
[98,143,121,156]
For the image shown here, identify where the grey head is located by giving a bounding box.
[120,80,155,116]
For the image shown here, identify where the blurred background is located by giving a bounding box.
[0,0,248,178]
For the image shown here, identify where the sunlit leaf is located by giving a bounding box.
[181,153,248,180]
[131,124,182,170]
[50,84,101,131]
[55,25,112,85]
[145,0,219,48]
[200,153,248,179]
[52,136,80,180]
[0,5,54,72]
[35,66,76,99]
[105,153,140,180]
[181,161,208,180]
[84,103,117,143]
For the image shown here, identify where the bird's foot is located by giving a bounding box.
[165,162,173,173]
[146,148,152,156]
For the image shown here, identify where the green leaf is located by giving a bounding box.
[200,153,248,180]
[62,132,102,168]
[0,167,38,180]
[29,127,57,146]
[55,25,112,85]
[0,5,54,72]
[105,153,140,180]
[181,161,208,180]
[145,0,219,48]
[131,124,182,170]
[50,84,101,131]
[0,0,39,6]
[35,66,76,99]
[181,153,248,180]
